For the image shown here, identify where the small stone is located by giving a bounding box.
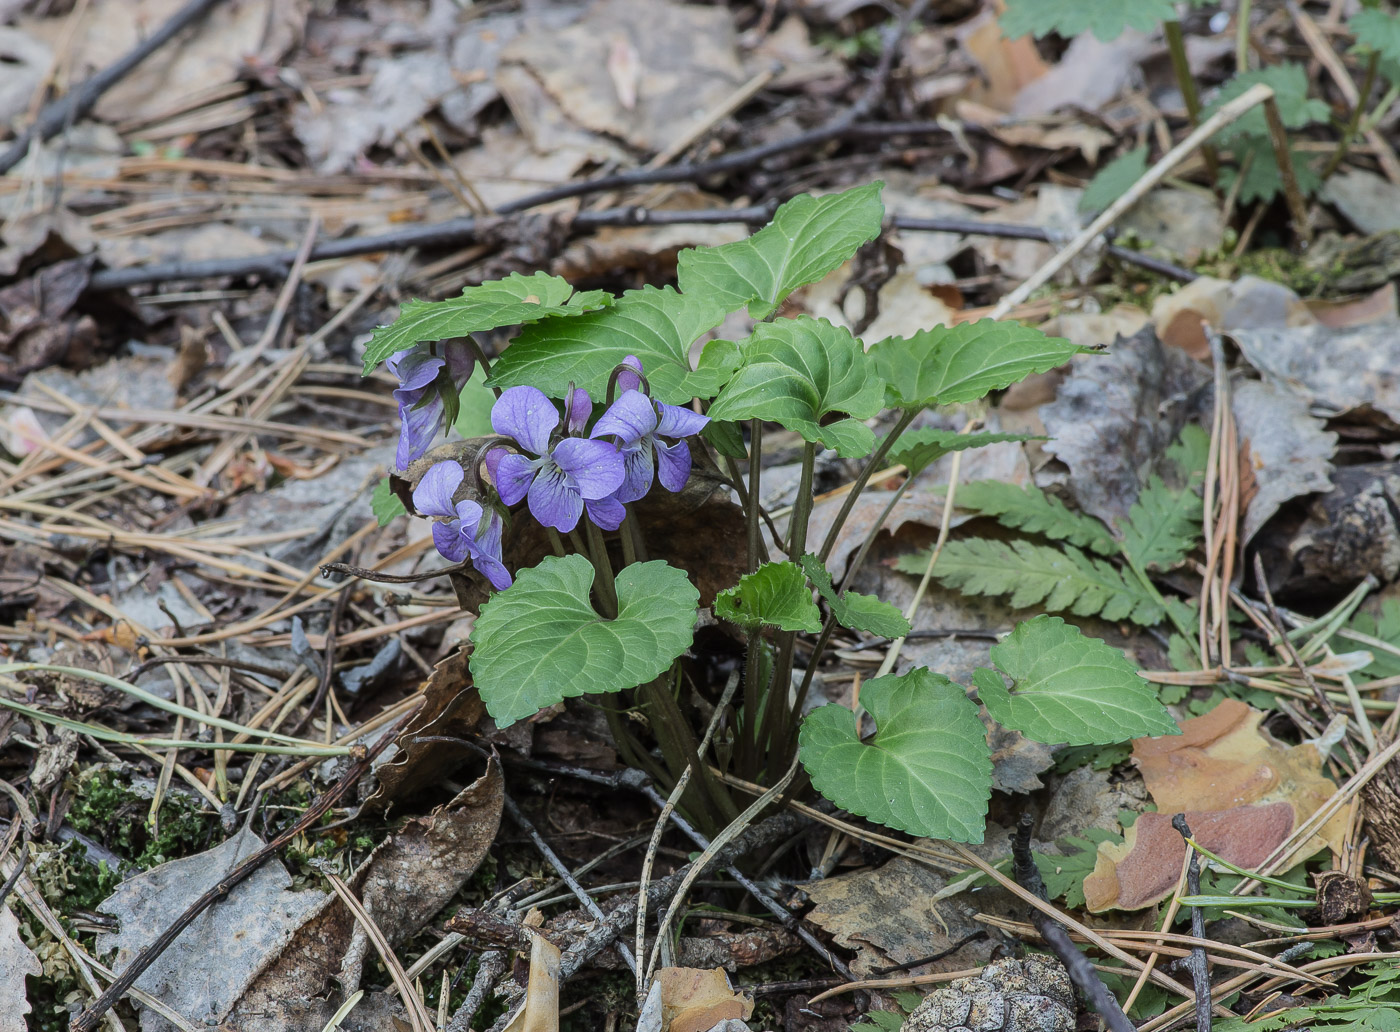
[902,957,1074,1032]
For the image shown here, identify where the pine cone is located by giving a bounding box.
[901,956,1075,1032]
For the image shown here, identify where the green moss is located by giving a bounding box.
[65,769,216,869]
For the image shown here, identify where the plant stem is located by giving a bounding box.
[1324,50,1378,181]
[1164,19,1220,185]
[746,419,763,573]
[816,408,918,564]
[760,442,820,771]
[1361,82,1400,135]
[792,473,915,717]
[622,510,649,563]
[1236,0,1252,72]
[639,669,738,830]
[1261,95,1312,246]
[788,442,818,560]
[546,527,567,557]
[582,519,618,618]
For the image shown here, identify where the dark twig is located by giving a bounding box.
[1171,814,1213,1032]
[321,560,466,584]
[0,0,226,175]
[120,654,294,684]
[1011,815,1135,1032]
[833,0,933,128]
[0,839,30,911]
[70,717,401,1032]
[88,188,1193,293]
[502,792,638,974]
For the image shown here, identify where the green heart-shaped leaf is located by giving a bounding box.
[714,561,821,633]
[677,183,885,319]
[361,271,612,374]
[707,316,884,457]
[799,554,909,639]
[371,477,406,526]
[868,320,1084,409]
[470,555,698,727]
[485,285,730,404]
[885,428,1037,478]
[800,667,991,842]
[972,615,1180,745]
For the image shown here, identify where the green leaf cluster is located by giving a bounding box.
[799,618,1177,841]
[1205,64,1329,204]
[886,429,1037,478]
[800,554,910,639]
[361,271,611,373]
[903,537,1164,624]
[973,616,1178,744]
[1000,0,1181,41]
[714,560,822,633]
[868,320,1084,410]
[917,427,1207,626]
[1214,961,1400,1032]
[1033,828,1119,909]
[470,555,699,727]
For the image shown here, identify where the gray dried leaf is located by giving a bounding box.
[1041,327,1209,525]
[96,825,326,1032]
[1232,321,1400,424]
[1233,379,1337,544]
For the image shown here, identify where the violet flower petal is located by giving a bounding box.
[388,349,444,392]
[591,389,657,445]
[484,446,507,484]
[654,400,709,438]
[431,521,471,563]
[615,441,655,503]
[492,385,558,455]
[655,437,693,493]
[413,461,465,518]
[472,552,513,590]
[586,494,626,532]
[552,438,624,500]
[442,340,476,386]
[528,464,584,532]
[617,354,643,394]
[494,452,540,507]
[565,388,593,434]
[396,393,446,470]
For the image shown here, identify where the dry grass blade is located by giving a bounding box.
[325,873,435,1032]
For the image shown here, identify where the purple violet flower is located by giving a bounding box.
[413,460,511,590]
[387,341,475,471]
[616,354,643,394]
[591,389,709,503]
[488,386,624,533]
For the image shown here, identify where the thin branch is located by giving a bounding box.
[0,0,227,175]
[1171,814,1213,1032]
[1011,815,1135,1032]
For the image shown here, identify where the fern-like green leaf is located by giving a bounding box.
[907,538,1163,625]
[1205,64,1330,144]
[949,481,1117,556]
[1119,476,1203,571]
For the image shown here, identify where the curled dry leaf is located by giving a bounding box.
[1083,699,1346,912]
[1232,378,1337,545]
[501,930,562,1032]
[637,968,754,1032]
[363,646,484,815]
[228,760,503,1031]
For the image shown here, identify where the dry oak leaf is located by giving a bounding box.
[1084,699,1345,912]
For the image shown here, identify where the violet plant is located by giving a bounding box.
[363,182,1179,842]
